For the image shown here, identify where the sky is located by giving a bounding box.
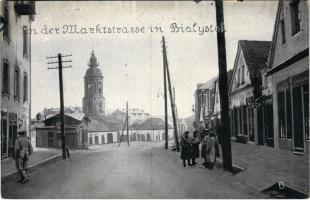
[31,1,278,119]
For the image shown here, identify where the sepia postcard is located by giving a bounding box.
[0,0,309,199]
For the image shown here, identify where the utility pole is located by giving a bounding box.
[173,87,182,136]
[119,101,130,147]
[126,102,130,146]
[162,36,180,152]
[193,0,233,171]
[162,36,168,150]
[47,53,72,160]
[214,0,233,171]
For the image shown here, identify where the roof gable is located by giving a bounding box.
[239,40,271,81]
[229,40,271,94]
[267,0,283,69]
[44,113,86,122]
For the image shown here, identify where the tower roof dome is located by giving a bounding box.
[89,50,99,67]
[86,68,103,77]
[85,50,103,77]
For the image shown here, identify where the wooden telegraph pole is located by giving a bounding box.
[162,36,180,152]
[162,36,169,150]
[119,101,130,146]
[214,0,233,171]
[193,0,233,171]
[126,102,130,146]
[47,53,72,160]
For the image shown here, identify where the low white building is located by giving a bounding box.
[131,118,174,142]
[87,118,122,145]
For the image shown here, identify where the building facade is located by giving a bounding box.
[35,113,89,149]
[128,108,150,125]
[211,70,233,129]
[229,40,271,144]
[266,0,309,155]
[1,1,35,158]
[83,50,105,118]
[87,118,121,145]
[131,118,174,142]
[194,78,216,129]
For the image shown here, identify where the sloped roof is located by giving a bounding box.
[133,118,172,130]
[109,109,127,121]
[88,118,124,132]
[31,121,45,131]
[43,112,88,122]
[239,40,271,81]
[197,77,217,90]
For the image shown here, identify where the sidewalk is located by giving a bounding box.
[227,142,309,194]
[1,148,61,178]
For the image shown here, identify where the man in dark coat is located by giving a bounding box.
[191,131,200,166]
[180,131,192,167]
[15,131,33,184]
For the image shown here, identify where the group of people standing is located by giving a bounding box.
[180,128,220,169]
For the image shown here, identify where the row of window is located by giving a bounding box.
[2,59,28,103]
[278,79,309,141]
[280,0,301,44]
[2,1,29,58]
[230,105,255,142]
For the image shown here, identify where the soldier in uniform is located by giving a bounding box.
[15,131,33,184]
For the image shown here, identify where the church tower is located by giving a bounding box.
[83,50,105,118]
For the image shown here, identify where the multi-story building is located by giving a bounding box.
[128,108,150,125]
[82,50,105,118]
[1,1,35,159]
[229,40,271,144]
[211,69,233,128]
[193,77,216,129]
[266,0,309,155]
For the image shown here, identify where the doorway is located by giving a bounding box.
[264,102,274,147]
[8,113,17,157]
[48,131,54,147]
[1,112,8,158]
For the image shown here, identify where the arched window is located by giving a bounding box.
[98,81,102,95]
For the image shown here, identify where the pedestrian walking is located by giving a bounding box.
[205,129,220,170]
[200,129,209,167]
[191,130,200,166]
[15,131,33,184]
[180,131,192,167]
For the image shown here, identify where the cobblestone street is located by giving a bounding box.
[1,142,266,199]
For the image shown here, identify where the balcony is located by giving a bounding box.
[14,1,36,15]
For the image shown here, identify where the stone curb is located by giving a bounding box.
[216,158,246,172]
[1,153,62,182]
